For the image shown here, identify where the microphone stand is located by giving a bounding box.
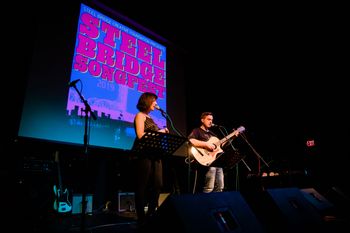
[239,133,269,176]
[156,108,194,193]
[217,126,251,191]
[70,84,97,233]
[217,126,252,172]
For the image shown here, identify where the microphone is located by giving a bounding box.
[211,123,223,127]
[155,105,165,113]
[68,79,80,87]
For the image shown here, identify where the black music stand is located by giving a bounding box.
[210,149,246,169]
[132,131,187,158]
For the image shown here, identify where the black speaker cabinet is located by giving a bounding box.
[144,191,265,233]
[260,187,325,233]
[300,187,334,212]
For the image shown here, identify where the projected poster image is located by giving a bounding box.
[67,3,167,150]
[18,3,167,151]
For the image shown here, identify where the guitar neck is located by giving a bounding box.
[54,151,63,191]
[218,126,245,145]
[219,131,237,145]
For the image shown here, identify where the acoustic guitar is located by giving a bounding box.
[191,126,245,166]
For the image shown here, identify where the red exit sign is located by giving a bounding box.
[306,140,315,147]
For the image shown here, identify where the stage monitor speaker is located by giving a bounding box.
[72,193,93,215]
[264,187,325,233]
[118,192,135,212]
[145,191,265,233]
[300,187,334,212]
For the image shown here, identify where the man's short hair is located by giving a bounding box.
[200,112,213,119]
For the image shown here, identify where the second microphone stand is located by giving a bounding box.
[70,83,97,233]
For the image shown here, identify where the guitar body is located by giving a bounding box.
[53,185,72,213]
[191,126,246,166]
[191,136,223,166]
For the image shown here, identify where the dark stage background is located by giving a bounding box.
[2,0,349,232]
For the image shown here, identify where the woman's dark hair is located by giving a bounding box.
[136,92,158,111]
